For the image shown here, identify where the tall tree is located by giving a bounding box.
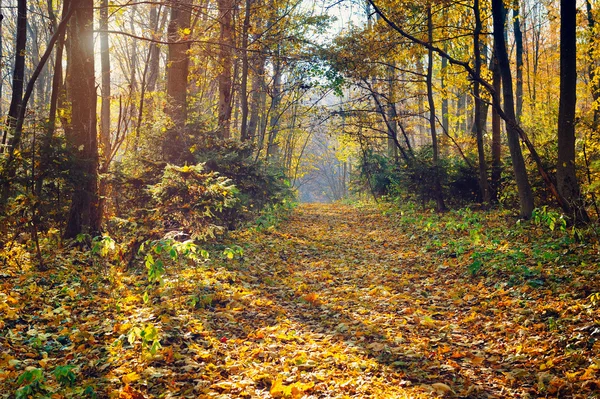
[1,0,27,153]
[164,0,191,162]
[239,0,252,141]
[513,0,524,122]
[427,5,446,212]
[473,0,489,203]
[217,0,234,139]
[63,0,100,238]
[556,0,589,223]
[491,0,534,218]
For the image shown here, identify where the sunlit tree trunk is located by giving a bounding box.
[267,55,282,161]
[63,0,100,238]
[164,0,191,163]
[557,0,589,223]
[491,0,534,218]
[98,0,111,226]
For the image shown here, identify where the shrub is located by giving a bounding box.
[148,163,238,240]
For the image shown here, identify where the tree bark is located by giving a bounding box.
[557,0,589,223]
[63,0,100,238]
[164,0,191,163]
[267,54,283,161]
[240,0,252,141]
[492,0,534,218]
[490,53,502,202]
[513,0,524,122]
[427,6,446,212]
[586,0,599,130]
[217,0,234,139]
[2,0,27,153]
[473,0,490,203]
[36,0,69,197]
[247,52,266,142]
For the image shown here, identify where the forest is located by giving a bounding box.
[1,0,600,395]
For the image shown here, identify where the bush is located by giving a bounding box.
[148,163,238,240]
[190,136,294,227]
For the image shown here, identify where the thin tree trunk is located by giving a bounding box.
[36,0,69,197]
[99,0,111,226]
[146,3,163,92]
[473,0,489,203]
[492,0,534,218]
[239,0,252,141]
[490,53,502,202]
[513,0,524,122]
[247,52,266,142]
[267,55,282,161]
[427,6,446,212]
[557,0,589,223]
[586,0,599,130]
[217,0,234,139]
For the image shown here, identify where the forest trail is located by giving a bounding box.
[2,203,598,398]
[212,203,585,398]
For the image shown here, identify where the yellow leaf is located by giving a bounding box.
[122,371,141,384]
[270,379,285,398]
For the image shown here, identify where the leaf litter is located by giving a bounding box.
[1,203,599,398]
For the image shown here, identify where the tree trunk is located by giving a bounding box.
[473,0,490,203]
[441,46,449,136]
[490,53,502,202]
[99,0,111,226]
[557,0,589,223]
[267,55,282,161]
[427,6,446,212]
[239,0,252,141]
[164,0,191,163]
[63,0,100,238]
[513,0,524,122]
[247,52,266,142]
[586,0,599,130]
[146,3,163,92]
[2,0,27,152]
[36,0,69,197]
[491,0,534,218]
[217,0,234,139]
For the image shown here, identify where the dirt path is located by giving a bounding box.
[210,203,577,398]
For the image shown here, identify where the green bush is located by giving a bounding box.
[149,163,238,240]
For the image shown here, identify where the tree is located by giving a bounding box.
[164,0,191,163]
[63,0,100,238]
[556,0,589,223]
[491,0,534,218]
[217,0,234,139]
[426,5,445,212]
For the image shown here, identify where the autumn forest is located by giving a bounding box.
[1,0,600,396]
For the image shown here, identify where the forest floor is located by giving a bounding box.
[1,203,600,398]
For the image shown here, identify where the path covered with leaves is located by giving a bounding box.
[1,203,599,398]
